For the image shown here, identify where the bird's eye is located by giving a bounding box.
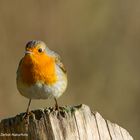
[38,48,43,53]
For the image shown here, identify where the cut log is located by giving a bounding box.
[0,104,133,140]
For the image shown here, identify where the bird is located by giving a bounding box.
[16,40,67,119]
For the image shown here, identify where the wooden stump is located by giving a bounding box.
[0,104,133,140]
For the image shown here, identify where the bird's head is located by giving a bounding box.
[24,40,54,64]
[25,40,46,56]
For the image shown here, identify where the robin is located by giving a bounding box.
[16,40,67,118]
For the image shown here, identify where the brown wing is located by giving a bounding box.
[55,56,67,73]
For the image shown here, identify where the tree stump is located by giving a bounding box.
[0,104,133,140]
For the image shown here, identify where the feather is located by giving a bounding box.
[46,47,67,73]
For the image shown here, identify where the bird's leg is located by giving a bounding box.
[23,99,32,124]
[26,99,32,114]
[54,98,62,118]
[54,98,59,110]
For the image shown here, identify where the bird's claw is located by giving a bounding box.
[22,111,33,125]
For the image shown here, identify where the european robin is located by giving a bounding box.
[16,40,67,117]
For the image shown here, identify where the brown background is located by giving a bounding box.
[0,0,140,139]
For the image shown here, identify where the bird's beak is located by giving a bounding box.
[25,51,33,55]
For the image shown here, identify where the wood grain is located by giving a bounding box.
[0,104,133,140]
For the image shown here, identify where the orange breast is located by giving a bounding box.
[20,53,57,86]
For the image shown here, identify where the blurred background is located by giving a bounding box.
[0,0,139,139]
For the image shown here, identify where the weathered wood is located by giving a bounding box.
[0,104,133,140]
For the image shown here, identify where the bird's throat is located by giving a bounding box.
[20,54,57,85]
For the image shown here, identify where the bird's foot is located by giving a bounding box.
[54,104,59,111]
[54,105,62,118]
[22,111,33,125]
